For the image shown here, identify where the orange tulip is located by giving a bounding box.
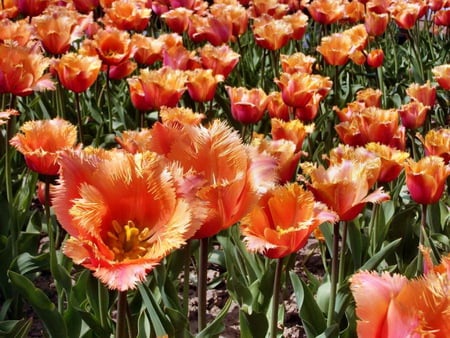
[294,93,323,121]
[10,118,77,176]
[280,52,316,75]
[186,68,224,102]
[271,118,314,152]
[16,0,50,17]
[241,183,337,259]
[282,11,308,40]
[188,12,233,46]
[367,49,385,68]
[404,156,450,204]
[357,107,400,146]
[275,72,332,108]
[72,0,99,14]
[52,148,206,291]
[53,53,102,93]
[115,128,154,154]
[398,101,430,130]
[131,34,164,66]
[31,5,91,55]
[365,142,410,183]
[92,27,132,66]
[434,7,450,26]
[333,101,366,122]
[252,136,302,183]
[335,119,367,146]
[301,159,389,221]
[0,44,54,97]
[162,44,197,70]
[307,0,345,25]
[210,2,249,37]
[356,88,382,107]
[253,15,293,51]
[0,0,18,19]
[148,119,278,239]
[0,18,32,46]
[107,59,137,80]
[266,91,290,121]
[364,9,389,36]
[317,33,353,66]
[199,43,240,79]
[350,267,450,338]
[406,81,436,107]
[0,108,19,126]
[161,7,193,34]
[103,0,151,32]
[127,66,187,111]
[417,128,450,164]
[249,0,289,19]
[389,1,422,29]
[226,86,268,124]
[343,0,365,23]
[432,64,450,90]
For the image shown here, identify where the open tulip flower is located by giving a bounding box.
[301,159,390,221]
[404,156,450,205]
[10,118,78,176]
[241,183,337,259]
[52,148,206,291]
[417,128,450,164]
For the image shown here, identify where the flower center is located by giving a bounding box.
[106,220,152,261]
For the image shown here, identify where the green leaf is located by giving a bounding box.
[136,310,151,338]
[197,298,232,338]
[361,239,401,271]
[0,319,32,337]
[138,283,174,337]
[289,271,326,338]
[346,221,362,269]
[15,252,49,276]
[238,310,268,338]
[8,271,68,338]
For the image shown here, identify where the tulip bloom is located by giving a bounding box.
[186,69,224,102]
[0,18,33,46]
[31,5,91,55]
[271,118,314,152]
[283,11,308,40]
[275,72,332,108]
[356,88,382,107]
[17,0,50,17]
[365,142,410,183]
[280,52,316,75]
[432,64,450,90]
[406,81,436,107]
[53,53,102,93]
[0,44,54,97]
[307,0,345,25]
[367,49,385,68]
[250,0,289,18]
[266,92,290,121]
[52,149,205,291]
[253,16,293,51]
[350,268,450,338]
[364,9,389,36]
[241,183,337,259]
[210,3,249,38]
[148,119,278,239]
[131,34,165,66]
[199,43,240,79]
[226,86,268,124]
[0,108,19,126]
[161,7,193,34]
[404,156,450,205]
[127,66,187,111]
[398,101,430,130]
[10,118,78,176]
[389,1,422,30]
[317,33,353,66]
[92,27,132,66]
[301,160,389,221]
[103,0,151,32]
[418,128,450,164]
[188,12,233,46]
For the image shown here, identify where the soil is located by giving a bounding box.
[24,239,324,338]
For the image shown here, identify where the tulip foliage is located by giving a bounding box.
[0,0,450,337]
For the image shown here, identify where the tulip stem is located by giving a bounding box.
[270,257,284,338]
[417,203,427,275]
[327,222,340,327]
[75,92,84,144]
[182,240,191,319]
[106,66,113,134]
[198,237,208,332]
[116,290,128,338]
[338,221,348,285]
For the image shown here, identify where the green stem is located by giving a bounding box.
[5,94,15,204]
[270,258,284,338]
[98,280,108,329]
[376,66,386,108]
[116,290,128,338]
[75,92,84,144]
[106,66,113,134]
[198,237,209,332]
[338,221,348,285]
[417,203,427,275]
[327,222,340,327]
[182,241,191,319]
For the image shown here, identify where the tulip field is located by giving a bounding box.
[1,0,450,337]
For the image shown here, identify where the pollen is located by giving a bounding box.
[106,220,152,261]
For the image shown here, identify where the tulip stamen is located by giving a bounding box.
[106,220,151,261]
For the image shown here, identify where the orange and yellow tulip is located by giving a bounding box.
[226,86,268,124]
[102,0,151,32]
[406,81,436,107]
[418,128,450,164]
[365,142,410,183]
[186,68,224,102]
[433,64,450,90]
[10,118,78,176]
[398,101,430,130]
[241,183,337,259]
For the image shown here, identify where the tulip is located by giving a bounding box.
[226,86,268,124]
[367,49,385,68]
